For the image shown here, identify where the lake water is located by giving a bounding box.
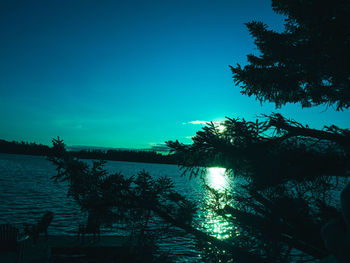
[0,153,233,261]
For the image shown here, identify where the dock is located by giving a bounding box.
[1,235,142,263]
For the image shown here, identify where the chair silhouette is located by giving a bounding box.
[0,224,27,263]
[31,211,54,243]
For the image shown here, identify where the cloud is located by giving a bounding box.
[190,120,208,125]
[183,120,209,125]
[52,119,85,129]
[148,143,170,153]
[184,120,224,125]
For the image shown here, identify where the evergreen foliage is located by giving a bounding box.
[231,0,350,110]
[46,0,350,262]
[47,137,196,262]
[166,0,350,261]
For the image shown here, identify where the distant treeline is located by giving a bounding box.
[70,149,181,164]
[0,139,52,156]
[0,139,182,165]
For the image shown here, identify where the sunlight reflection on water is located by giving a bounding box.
[200,167,237,240]
[206,167,228,191]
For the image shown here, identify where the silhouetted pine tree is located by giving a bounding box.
[167,0,350,262]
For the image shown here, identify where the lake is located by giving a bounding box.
[0,153,234,261]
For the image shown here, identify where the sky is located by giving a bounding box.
[1,0,349,149]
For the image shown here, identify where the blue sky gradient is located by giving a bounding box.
[1,0,349,148]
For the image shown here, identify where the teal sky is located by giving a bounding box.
[1,0,349,149]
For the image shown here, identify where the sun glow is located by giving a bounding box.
[217,124,226,133]
[206,167,228,191]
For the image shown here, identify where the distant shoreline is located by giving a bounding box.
[0,139,182,165]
